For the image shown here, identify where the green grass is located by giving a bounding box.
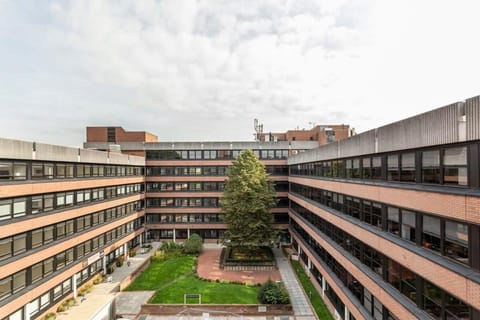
[151,277,258,304]
[124,251,259,304]
[124,254,196,290]
[291,260,334,320]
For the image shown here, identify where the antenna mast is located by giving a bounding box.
[253,119,263,141]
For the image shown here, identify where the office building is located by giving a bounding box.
[1,96,480,319]
[0,140,145,319]
[288,96,480,319]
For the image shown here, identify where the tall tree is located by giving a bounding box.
[221,149,277,249]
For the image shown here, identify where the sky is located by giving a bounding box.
[0,0,479,147]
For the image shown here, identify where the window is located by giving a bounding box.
[56,193,65,207]
[44,226,54,243]
[12,271,25,293]
[362,157,371,179]
[371,157,382,179]
[53,284,62,300]
[0,238,12,260]
[0,198,26,220]
[422,150,440,183]
[388,155,399,181]
[31,263,42,283]
[56,164,66,179]
[0,200,11,221]
[76,243,85,257]
[44,258,53,275]
[40,292,50,309]
[0,276,11,301]
[422,215,441,253]
[443,146,467,186]
[66,220,74,235]
[13,234,26,255]
[13,198,26,218]
[31,196,43,214]
[401,153,415,182]
[401,210,416,243]
[107,127,116,142]
[445,221,468,264]
[32,163,54,179]
[29,298,40,316]
[0,162,26,180]
[31,229,43,248]
[66,164,74,178]
[387,207,400,235]
[44,195,54,211]
[56,252,66,269]
[423,280,442,319]
[352,158,360,178]
[66,248,74,265]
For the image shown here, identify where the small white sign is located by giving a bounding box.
[258,306,267,312]
[87,252,101,265]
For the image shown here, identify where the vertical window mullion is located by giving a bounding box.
[440,149,445,185]
[440,219,446,256]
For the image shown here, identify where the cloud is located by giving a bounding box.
[0,0,479,146]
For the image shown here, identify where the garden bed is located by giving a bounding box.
[221,246,276,271]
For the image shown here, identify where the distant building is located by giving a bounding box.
[258,124,350,145]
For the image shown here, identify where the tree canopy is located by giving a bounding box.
[221,149,277,249]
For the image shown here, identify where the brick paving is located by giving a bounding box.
[197,247,281,284]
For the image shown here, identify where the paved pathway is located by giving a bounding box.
[55,243,317,320]
[197,247,281,284]
[273,248,317,320]
[56,242,161,320]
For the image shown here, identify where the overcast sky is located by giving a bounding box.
[1,1,479,147]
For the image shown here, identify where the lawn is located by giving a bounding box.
[151,277,258,304]
[124,251,259,304]
[291,260,334,320]
[124,254,195,290]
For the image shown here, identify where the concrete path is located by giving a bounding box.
[56,242,161,320]
[273,248,317,320]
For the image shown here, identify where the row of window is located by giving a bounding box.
[145,197,289,208]
[146,181,289,193]
[146,149,291,160]
[145,212,289,224]
[290,145,469,186]
[0,218,143,303]
[146,197,219,208]
[147,181,225,192]
[297,242,395,320]
[0,201,143,262]
[1,234,141,320]
[0,183,142,222]
[0,161,143,181]
[291,216,474,320]
[3,254,106,320]
[146,213,223,223]
[290,183,472,267]
[147,229,225,240]
[146,165,288,176]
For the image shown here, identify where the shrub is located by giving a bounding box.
[57,302,67,312]
[67,298,76,307]
[44,312,56,320]
[258,280,290,304]
[106,263,116,274]
[182,233,203,254]
[93,273,104,285]
[129,248,137,257]
[161,241,182,252]
[116,256,125,267]
[78,284,93,297]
